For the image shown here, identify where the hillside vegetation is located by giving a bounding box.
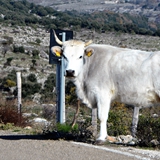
[0,0,160,36]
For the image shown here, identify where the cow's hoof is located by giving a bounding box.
[94,140,106,145]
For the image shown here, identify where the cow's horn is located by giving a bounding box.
[53,30,63,45]
[85,40,92,47]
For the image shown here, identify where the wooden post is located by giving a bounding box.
[92,108,97,137]
[71,99,80,128]
[16,72,21,114]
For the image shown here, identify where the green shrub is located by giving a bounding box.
[13,45,25,53]
[4,79,16,87]
[32,50,39,59]
[31,59,37,68]
[6,57,14,66]
[65,81,77,105]
[56,123,78,133]
[22,82,41,98]
[17,73,41,98]
[0,123,15,130]
[35,38,41,44]
[1,70,17,89]
[40,73,56,102]
[107,109,131,136]
[27,73,37,83]
[137,115,160,147]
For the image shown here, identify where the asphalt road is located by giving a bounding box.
[0,131,159,160]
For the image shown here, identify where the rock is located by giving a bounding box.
[42,104,56,120]
[33,117,50,126]
[152,114,159,118]
[116,135,138,145]
[23,113,38,118]
[24,126,32,130]
[118,135,133,143]
[150,139,159,146]
[32,93,41,104]
[23,113,32,117]
[42,104,55,108]
[39,50,49,59]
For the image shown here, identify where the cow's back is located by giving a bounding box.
[84,44,160,107]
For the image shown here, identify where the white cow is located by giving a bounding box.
[51,30,160,142]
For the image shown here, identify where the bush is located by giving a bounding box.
[27,73,37,83]
[56,123,74,133]
[3,36,13,45]
[4,79,16,87]
[40,73,56,102]
[1,70,17,89]
[22,82,41,98]
[31,59,37,67]
[32,50,39,59]
[137,115,160,147]
[20,73,41,98]
[35,38,41,44]
[13,45,25,53]
[65,81,77,105]
[107,108,131,136]
[5,57,14,66]
[0,101,28,127]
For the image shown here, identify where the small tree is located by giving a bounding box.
[5,57,14,66]
[2,36,13,57]
[36,38,41,44]
[31,59,37,67]
[40,73,56,102]
[2,41,9,57]
[32,50,39,59]
[27,73,37,82]
[13,45,25,53]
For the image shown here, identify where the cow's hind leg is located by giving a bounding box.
[131,106,141,137]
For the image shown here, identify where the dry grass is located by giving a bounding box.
[0,94,29,127]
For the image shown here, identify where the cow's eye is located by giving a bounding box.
[79,56,83,59]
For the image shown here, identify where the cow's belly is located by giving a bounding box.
[116,89,160,107]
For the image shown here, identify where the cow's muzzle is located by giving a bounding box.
[66,70,75,77]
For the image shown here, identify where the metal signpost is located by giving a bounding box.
[49,29,73,124]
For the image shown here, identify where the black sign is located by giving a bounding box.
[49,29,73,64]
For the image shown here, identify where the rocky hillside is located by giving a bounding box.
[0,25,51,79]
[0,24,160,80]
[27,0,160,25]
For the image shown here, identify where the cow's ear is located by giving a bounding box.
[85,47,94,57]
[51,46,62,57]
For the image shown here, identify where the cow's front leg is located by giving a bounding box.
[96,100,111,142]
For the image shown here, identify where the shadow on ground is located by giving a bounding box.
[0,129,95,144]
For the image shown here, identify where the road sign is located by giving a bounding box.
[49,29,73,64]
[49,29,73,123]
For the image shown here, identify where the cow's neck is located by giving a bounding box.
[73,72,92,108]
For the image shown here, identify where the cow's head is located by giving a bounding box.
[51,30,93,78]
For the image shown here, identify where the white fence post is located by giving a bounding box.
[16,72,21,114]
